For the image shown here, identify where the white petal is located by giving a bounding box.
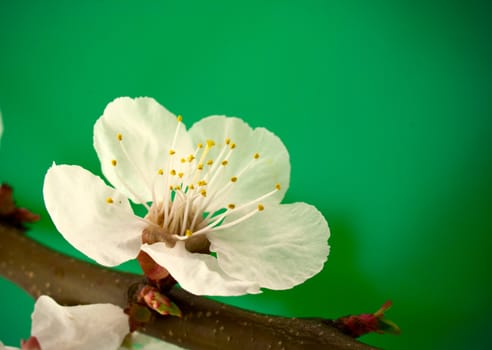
[43,164,146,266]
[94,97,194,203]
[209,203,330,290]
[31,296,129,350]
[141,242,261,296]
[188,116,289,211]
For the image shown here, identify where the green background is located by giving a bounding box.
[1,1,491,349]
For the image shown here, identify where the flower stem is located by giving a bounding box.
[0,223,379,350]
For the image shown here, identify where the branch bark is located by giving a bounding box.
[0,223,378,350]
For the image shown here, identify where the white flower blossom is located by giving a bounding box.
[1,295,129,350]
[43,97,330,296]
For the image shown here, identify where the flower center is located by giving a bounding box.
[105,116,281,252]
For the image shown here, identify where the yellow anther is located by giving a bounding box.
[189,184,195,190]
[117,133,123,141]
[198,180,207,186]
[181,158,186,163]
[254,153,260,159]
[221,160,228,166]
[198,143,203,149]
[258,204,264,211]
[206,139,215,148]
[225,138,231,145]
[206,159,213,166]
[177,115,183,122]
[188,154,195,162]
[178,172,184,178]
[169,185,174,190]
[170,169,177,176]
[200,189,207,197]
[106,197,114,204]
[275,183,281,190]
[185,229,192,237]
[157,169,164,175]
[197,163,204,170]
[228,203,235,209]
[111,159,117,166]
[230,176,237,183]
[175,185,181,191]
[169,149,176,155]
[230,143,236,149]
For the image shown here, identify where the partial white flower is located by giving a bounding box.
[44,97,330,296]
[1,296,129,350]
[32,296,129,350]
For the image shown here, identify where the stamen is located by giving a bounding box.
[195,139,214,175]
[161,115,185,228]
[191,205,262,237]
[106,197,114,204]
[111,159,117,166]
[210,206,264,232]
[191,142,236,212]
[170,116,183,151]
[140,125,279,246]
[228,186,280,213]
[180,194,192,236]
[193,187,276,237]
[200,141,232,188]
[117,133,123,141]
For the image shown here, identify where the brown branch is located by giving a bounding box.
[0,223,379,350]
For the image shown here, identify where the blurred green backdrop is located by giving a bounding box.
[1,0,491,349]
